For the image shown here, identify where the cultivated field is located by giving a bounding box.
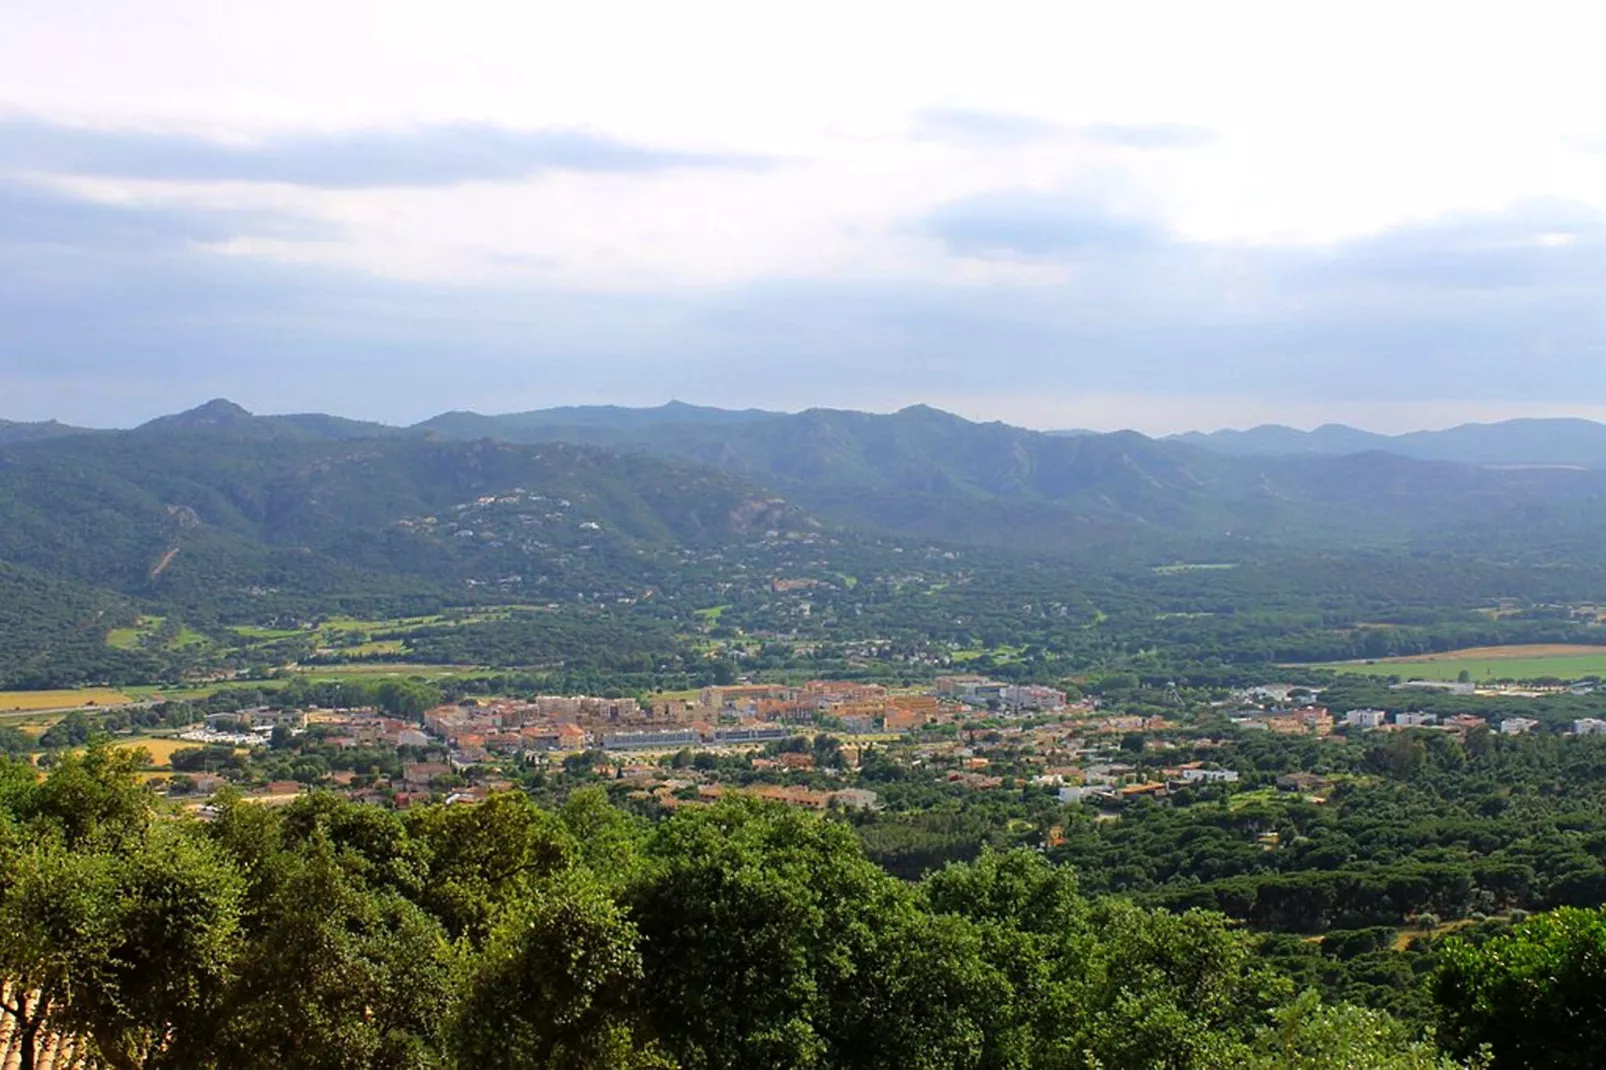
[0,688,136,711]
[121,736,238,768]
[1309,644,1606,681]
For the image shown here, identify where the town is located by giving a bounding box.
[149,670,1606,826]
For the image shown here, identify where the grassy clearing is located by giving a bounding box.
[0,688,136,712]
[291,663,477,680]
[950,645,1026,665]
[324,640,409,658]
[1392,916,1494,951]
[1306,644,1606,682]
[231,624,306,640]
[106,624,151,650]
[107,616,210,651]
[1227,788,1280,812]
[320,615,447,634]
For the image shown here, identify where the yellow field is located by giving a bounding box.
[110,737,248,769]
[0,688,135,711]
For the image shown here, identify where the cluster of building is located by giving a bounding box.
[1339,709,1606,738]
[408,677,1081,764]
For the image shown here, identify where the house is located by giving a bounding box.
[1276,771,1330,794]
[1343,709,1387,729]
[245,708,308,730]
[828,788,880,811]
[402,761,453,790]
[1573,718,1606,736]
[1002,684,1067,710]
[1500,718,1539,736]
[1394,712,1438,727]
[603,729,700,751]
[714,725,790,744]
[883,708,927,732]
[778,751,816,771]
[1177,768,1239,784]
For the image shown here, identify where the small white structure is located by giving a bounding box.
[1344,709,1386,729]
[1500,717,1539,736]
[1395,712,1438,727]
[1572,718,1606,736]
[1179,768,1240,784]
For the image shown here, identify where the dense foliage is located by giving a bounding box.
[0,748,1502,1070]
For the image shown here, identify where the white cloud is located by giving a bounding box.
[6,0,1606,425]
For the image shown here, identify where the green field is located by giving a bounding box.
[107,616,210,651]
[1305,644,1606,682]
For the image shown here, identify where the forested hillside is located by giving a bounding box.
[2,745,1573,1070]
[13,402,1606,688]
[0,421,808,616]
[414,402,1606,551]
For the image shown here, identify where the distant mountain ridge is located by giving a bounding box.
[16,399,1606,469]
[11,399,1606,558]
[0,417,98,445]
[1171,417,1606,468]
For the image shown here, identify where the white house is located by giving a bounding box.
[1179,768,1240,784]
[1395,712,1438,727]
[1500,718,1539,736]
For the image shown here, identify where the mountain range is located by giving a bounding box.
[9,397,1606,685]
[19,400,1606,468]
[4,399,1606,568]
[1167,418,1606,468]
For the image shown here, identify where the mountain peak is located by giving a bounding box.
[163,399,255,425]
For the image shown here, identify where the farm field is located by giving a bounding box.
[0,688,136,712]
[118,736,246,768]
[1306,643,1606,682]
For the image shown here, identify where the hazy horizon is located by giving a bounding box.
[7,2,1606,433]
[15,393,1606,440]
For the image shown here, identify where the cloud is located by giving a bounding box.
[910,107,1064,146]
[0,180,327,249]
[7,180,1606,427]
[1077,123,1216,150]
[1305,201,1606,290]
[0,117,770,188]
[924,191,1165,259]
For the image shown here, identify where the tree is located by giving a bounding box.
[1436,906,1606,1068]
[59,825,246,1070]
[0,841,120,1070]
[211,830,452,1069]
[1250,990,1463,1069]
[450,872,667,1069]
[629,798,925,1068]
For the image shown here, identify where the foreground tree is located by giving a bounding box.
[450,871,668,1069]
[1436,906,1606,1068]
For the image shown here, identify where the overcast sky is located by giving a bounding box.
[5,0,1606,432]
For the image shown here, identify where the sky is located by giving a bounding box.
[5,0,1606,433]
